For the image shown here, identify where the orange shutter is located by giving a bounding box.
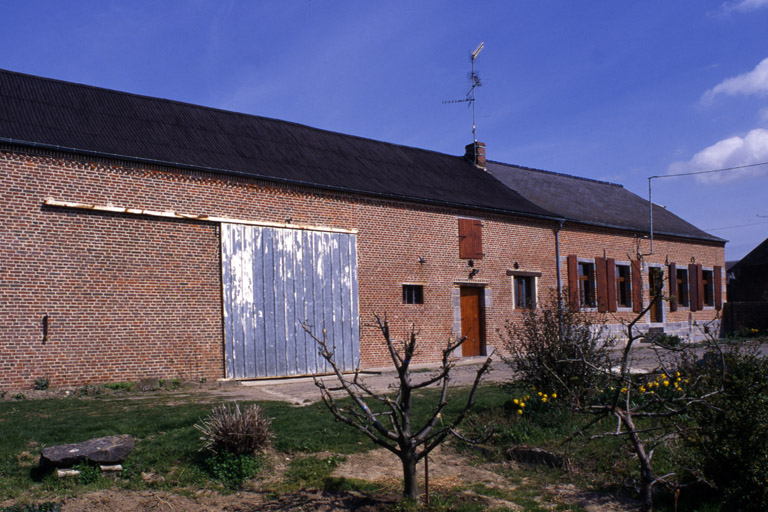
[714,265,723,310]
[688,263,699,312]
[668,263,678,312]
[458,219,483,259]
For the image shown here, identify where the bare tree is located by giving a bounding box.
[569,296,724,512]
[303,314,493,500]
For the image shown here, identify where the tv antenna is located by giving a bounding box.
[443,41,484,142]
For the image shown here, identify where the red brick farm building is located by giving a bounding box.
[0,70,726,388]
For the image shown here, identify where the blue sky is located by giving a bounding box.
[2,1,767,260]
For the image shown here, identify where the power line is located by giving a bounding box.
[703,220,768,232]
[650,160,768,180]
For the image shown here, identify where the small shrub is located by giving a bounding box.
[103,382,135,392]
[72,462,101,485]
[500,294,613,407]
[33,377,50,391]
[204,451,264,489]
[13,393,26,401]
[654,333,681,347]
[686,348,768,511]
[195,402,272,455]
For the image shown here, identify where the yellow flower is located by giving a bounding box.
[538,392,543,397]
[517,409,523,415]
[621,387,627,393]
[639,386,646,393]
[661,373,667,380]
[676,371,681,377]
[513,398,519,405]
[520,402,525,408]
[663,380,669,387]
[541,397,548,403]
[552,393,557,399]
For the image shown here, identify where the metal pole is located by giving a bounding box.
[648,177,654,255]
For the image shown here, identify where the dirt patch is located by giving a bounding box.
[333,444,507,489]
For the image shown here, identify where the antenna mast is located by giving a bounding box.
[443,41,485,142]
[470,41,484,142]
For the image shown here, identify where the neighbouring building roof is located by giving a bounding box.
[0,69,553,220]
[730,237,768,272]
[487,161,724,243]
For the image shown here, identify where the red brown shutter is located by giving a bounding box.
[631,259,643,313]
[606,258,617,313]
[696,264,704,310]
[595,257,608,313]
[668,263,678,312]
[714,265,723,311]
[567,255,578,311]
[458,219,483,259]
[688,263,698,311]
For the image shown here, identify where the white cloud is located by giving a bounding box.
[702,57,768,104]
[719,0,768,14]
[668,128,768,183]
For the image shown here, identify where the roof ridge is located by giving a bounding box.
[487,159,623,188]
[0,68,464,161]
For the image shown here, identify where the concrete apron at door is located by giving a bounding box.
[221,223,360,378]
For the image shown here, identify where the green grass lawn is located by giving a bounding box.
[0,382,716,511]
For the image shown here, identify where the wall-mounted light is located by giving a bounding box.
[417,256,426,264]
[470,268,479,278]
[468,259,475,268]
[513,261,520,269]
[691,256,696,264]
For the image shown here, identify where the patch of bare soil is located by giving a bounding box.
[19,445,636,512]
[332,444,508,489]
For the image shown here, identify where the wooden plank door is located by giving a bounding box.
[221,223,360,378]
[460,287,485,357]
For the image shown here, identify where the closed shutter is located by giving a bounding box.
[606,258,617,313]
[688,263,699,312]
[596,257,608,313]
[631,260,643,313]
[714,265,723,310]
[669,263,678,312]
[567,254,578,311]
[696,264,704,311]
[458,219,483,259]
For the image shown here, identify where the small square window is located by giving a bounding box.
[578,262,596,307]
[402,284,424,305]
[616,264,632,308]
[702,270,714,307]
[514,276,536,309]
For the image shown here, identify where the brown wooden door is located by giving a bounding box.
[460,287,485,357]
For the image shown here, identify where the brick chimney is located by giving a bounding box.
[464,141,486,169]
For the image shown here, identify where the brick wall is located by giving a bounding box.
[0,148,726,388]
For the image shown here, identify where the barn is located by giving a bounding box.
[0,69,726,388]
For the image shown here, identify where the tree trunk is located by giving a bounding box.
[401,452,419,499]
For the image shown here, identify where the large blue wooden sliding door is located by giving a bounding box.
[221,223,359,378]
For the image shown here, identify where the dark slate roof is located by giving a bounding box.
[0,69,554,219]
[486,161,723,243]
[730,237,768,271]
